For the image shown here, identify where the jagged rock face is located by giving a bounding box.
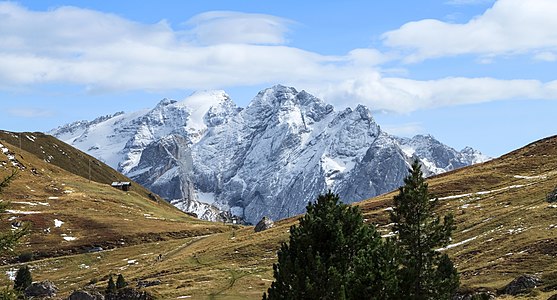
[395,135,489,175]
[128,134,192,200]
[50,85,489,224]
[335,133,410,202]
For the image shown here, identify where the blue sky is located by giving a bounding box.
[0,0,556,157]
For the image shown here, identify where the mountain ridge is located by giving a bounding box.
[49,85,489,223]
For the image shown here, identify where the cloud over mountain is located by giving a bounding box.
[1,1,556,114]
[383,0,557,62]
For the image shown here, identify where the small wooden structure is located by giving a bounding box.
[111,181,132,191]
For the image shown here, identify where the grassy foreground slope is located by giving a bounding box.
[2,132,557,299]
[0,131,229,262]
[361,135,557,298]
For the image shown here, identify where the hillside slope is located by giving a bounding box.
[0,131,229,260]
[0,135,554,299]
[360,135,557,296]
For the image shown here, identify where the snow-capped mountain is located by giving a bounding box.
[49,85,489,223]
[394,135,491,175]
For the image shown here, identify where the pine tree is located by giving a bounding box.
[390,160,459,300]
[345,238,398,300]
[13,265,32,292]
[264,192,397,300]
[436,253,460,299]
[116,274,127,289]
[106,275,116,294]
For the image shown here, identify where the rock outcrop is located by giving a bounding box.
[25,280,58,298]
[255,217,274,232]
[503,274,543,295]
[105,287,154,300]
[68,289,104,300]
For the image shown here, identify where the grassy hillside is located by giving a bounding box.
[2,132,557,299]
[0,131,230,261]
[360,135,557,298]
[0,131,154,196]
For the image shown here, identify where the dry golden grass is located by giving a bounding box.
[359,136,557,298]
[0,132,233,298]
[2,132,557,299]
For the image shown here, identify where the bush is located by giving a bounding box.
[18,252,33,263]
[116,274,127,289]
[106,275,116,294]
[13,266,32,292]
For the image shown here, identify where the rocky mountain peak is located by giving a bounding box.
[412,134,436,142]
[354,104,374,122]
[50,85,489,223]
[155,98,177,107]
[176,91,237,127]
[395,134,490,175]
[246,85,334,130]
[250,85,330,110]
[204,96,242,127]
[257,84,297,102]
[461,146,491,164]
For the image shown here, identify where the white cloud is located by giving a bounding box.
[307,74,557,113]
[0,2,557,114]
[185,11,293,45]
[0,3,387,92]
[383,0,557,61]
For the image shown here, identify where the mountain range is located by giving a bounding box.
[50,85,489,224]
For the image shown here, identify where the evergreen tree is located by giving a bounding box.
[436,253,460,299]
[116,274,127,289]
[264,192,397,300]
[13,265,32,292]
[345,238,398,300]
[390,160,459,300]
[106,275,116,294]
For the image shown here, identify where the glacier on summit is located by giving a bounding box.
[49,85,489,224]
